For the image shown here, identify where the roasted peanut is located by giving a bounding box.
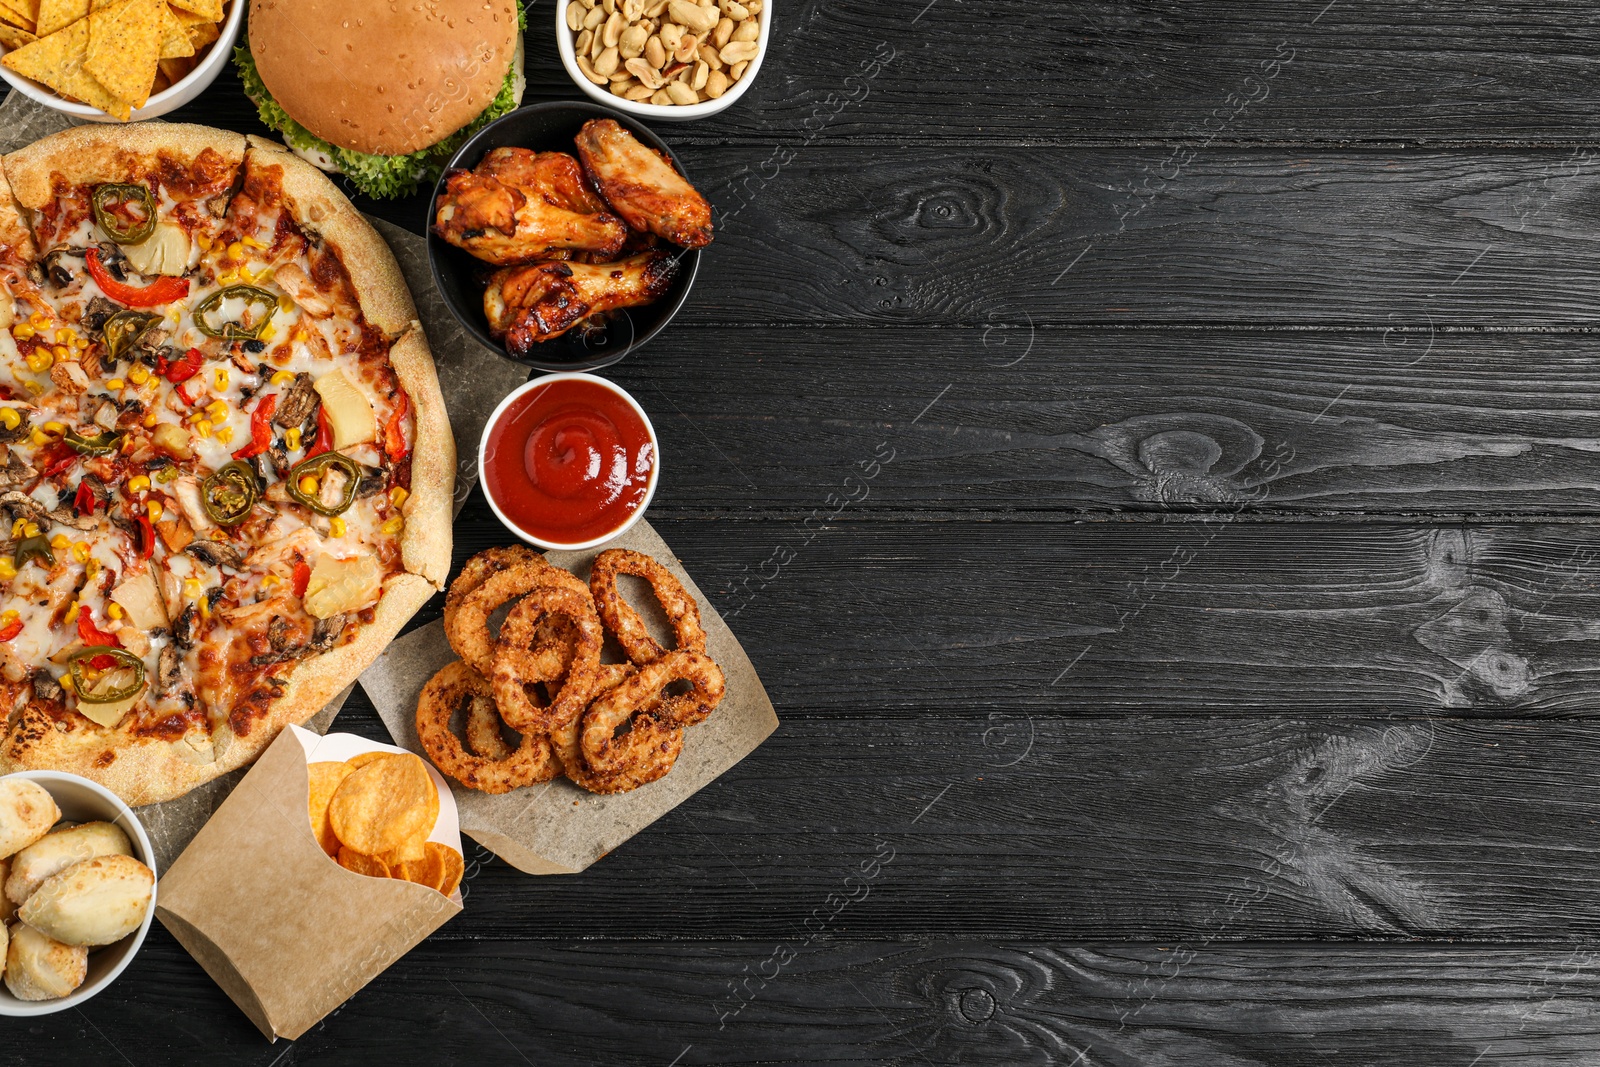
[645,34,667,68]
[626,57,668,88]
[603,10,624,46]
[705,68,729,98]
[698,41,723,69]
[576,55,609,84]
[659,21,683,51]
[730,58,748,80]
[719,40,757,64]
[566,1,584,31]
[619,23,649,57]
[651,88,674,105]
[712,15,734,47]
[719,0,748,18]
[576,28,595,54]
[626,83,655,100]
[673,33,699,63]
[731,17,758,41]
[666,81,698,105]
[583,4,605,28]
[595,45,621,75]
[691,59,709,90]
[668,0,717,33]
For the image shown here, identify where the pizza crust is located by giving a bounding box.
[2,123,248,212]
[389,324,455,589]
[0,166,35,263]
[243,137,418,336]
[0,573,436,806]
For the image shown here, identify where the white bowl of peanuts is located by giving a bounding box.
[557,0,768,120]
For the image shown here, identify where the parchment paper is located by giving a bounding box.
[361,520,780,875]
[0,94,527,866]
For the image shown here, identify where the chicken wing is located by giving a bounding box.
[432,160,628,265]
[484,250,679,355]
[574,119,713,249]
[479,148,610,216]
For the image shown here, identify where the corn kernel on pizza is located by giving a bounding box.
[0,124,453,805]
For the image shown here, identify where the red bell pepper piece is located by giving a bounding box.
[159,347,204,384]
[37,442,77,478]
[291,559,311,599]
[0,619,21,642]
[383,390,409,462]
[233,393,277,459]
[85,247,190,308]
[306,407,333,458]
[73,480,97,515]
[135,515,155,561]
[77,609,119,649]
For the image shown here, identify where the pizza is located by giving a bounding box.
[0,124,454,806]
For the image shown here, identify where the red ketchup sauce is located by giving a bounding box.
[483,378,656,544]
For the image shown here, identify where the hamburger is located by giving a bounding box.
[234,0,526,199]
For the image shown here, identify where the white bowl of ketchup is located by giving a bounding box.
[478,373,660,551]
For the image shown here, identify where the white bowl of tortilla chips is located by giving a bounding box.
[0,0,240,122]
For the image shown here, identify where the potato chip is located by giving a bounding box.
[391,849,438,887]
[164,0,216,21]
[432,843,464,897]
[306,761,353,858]
[154,0,187,58]
[344,751,392,770]
[33,0,82,36]
[0,20,36,46]
[84,0,161,107]
[327,753,439,857]
[1,19,131,119]
[379,834,428,865]
[336,847,390,879]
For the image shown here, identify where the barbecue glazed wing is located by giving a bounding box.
[479,147,610,216]
[432,162,628,265]
[574,119,713,249]
[484,250,678,355]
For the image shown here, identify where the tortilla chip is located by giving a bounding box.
[0,20,35,46]
[85,0,161,107]
[1,19,130,118]
[155,50,189,82]
[154,0,187,57]
[32,0,82,35]
[0,0,35,33]
[164,0,216,21]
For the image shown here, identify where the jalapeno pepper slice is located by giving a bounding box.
[91,184,157,246]
[193,285,277,341]
[287,451,360,516]
[13,535,53,570]
[101,309,158,362]
[69,647,146,704]
[200,461,260,525]
[64,428,121,455]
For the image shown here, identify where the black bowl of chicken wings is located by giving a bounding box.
[426,101,711,372]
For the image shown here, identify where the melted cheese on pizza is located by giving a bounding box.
[0,151,416,748]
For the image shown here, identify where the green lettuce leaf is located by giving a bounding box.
[233,9,523,200]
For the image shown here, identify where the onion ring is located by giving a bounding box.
[555,664,683,794]
[490,584,604,732]
[447,560,590,676]
[443,545,549,639]
[581,651,721,776]
[465,697,513,759]
[589,548,706,664]
[415,661,560,794]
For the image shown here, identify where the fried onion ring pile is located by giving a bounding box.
[416,546,727,795]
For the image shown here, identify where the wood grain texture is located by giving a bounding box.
[46,936,1600,1065]
[598,327,1600,515]
[311,705,1600,943]
[429,515,1600,714]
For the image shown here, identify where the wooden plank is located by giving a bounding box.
[61,937,1600,1064]
[177,5,1600,149]
[434,516,1600,715]
[667,148,1600,328]
[297,709,1600,942]
[599,327,1600,515]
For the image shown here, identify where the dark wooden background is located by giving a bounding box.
[15,0,1600,1063]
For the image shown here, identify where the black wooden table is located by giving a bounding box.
[15,2,1600,1063]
